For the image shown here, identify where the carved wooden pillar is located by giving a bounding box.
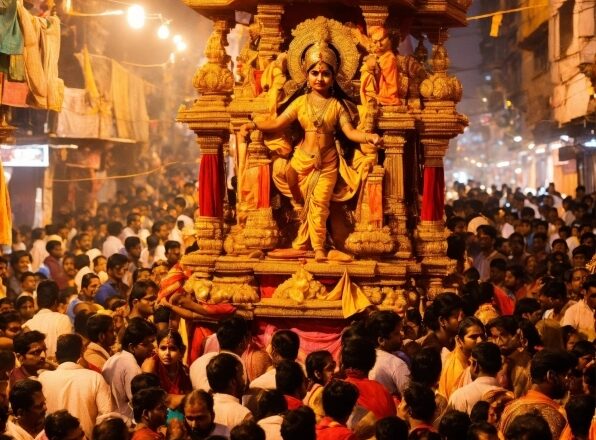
[177,17,234,255]
[416,30,467,296]
[255,3,285,71]
[360,4,389,29]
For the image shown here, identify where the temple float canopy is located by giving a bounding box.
[171,0,470,329]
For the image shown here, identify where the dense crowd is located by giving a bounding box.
[0,176,593,440]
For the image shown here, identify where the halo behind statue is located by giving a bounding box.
[287,17,360,96]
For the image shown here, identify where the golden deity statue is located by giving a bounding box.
[240,23,382,263]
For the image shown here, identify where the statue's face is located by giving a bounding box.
[308,62,334,94]
[370,30,391,54]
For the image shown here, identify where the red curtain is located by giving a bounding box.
[257,164,270,209]
[420,166,444,221]
[198,154,223,217]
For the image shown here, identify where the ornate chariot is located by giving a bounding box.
[176,0,470,322]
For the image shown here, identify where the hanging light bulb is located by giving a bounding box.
[173,34,183,44]
[64,0,72,13]
[175,40,187,52]
[127,5,145,29]
[157,23,170,40]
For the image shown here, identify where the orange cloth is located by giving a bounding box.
[377,51,399,105]
[0,161,12,245]
[499,390,567,439]
[344,373,396,420]
[438,346,468,399]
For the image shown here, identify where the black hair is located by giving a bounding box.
[156,328,185,352]
[164,240,181,253]
[44,410,81,440]
[504,412,552,440]
[107,253,128,271]
[565,395,595,438]
[107,221,123,237]
[121,317,157,350]
[489,258,507,272]
[74,310,92,337]
[216,316,249,352]
[9,379,43,413]
[375,416,408,440]
[86,314,114,343]
[124,236,141,251]
[275,360,305,396]
[153,307,171,324]
[56,334,83,363]
[514,298,541,318]
[128,279,158,309]
[457,316,485,339]
[132,267,151,284]
[281,406,316,440]
[207,352,243,393]
[424,293,464,331]
[15,295,34,309]
[439,410,471,440]
[182,389,214,413]
[403,382,436,422]
[10,250,31,269]
[0,311,21,331]
[81,272,99,290]
[517,318,542,355]
[127,213,140,225]
[305,350,333,384]
[469,401,489,424]
[539,280,567,300]
[341,336,376,373]
[74,254,90,271]
[463,267,480,283]
[230,420,265,440]
[36,280,59,309]
[151,220,166,235]
[271,330,300,361]
[410,347,442,387]
[530,349,576,383]
[132,387,166,423]
[471,342,502,376]
[19,271,35,283]
[486,315,518,336]
[255,389,287,420]
[367,310,402,346]
[477,224,497,240]
[322,379,359,421]
[0,349,15,372]
[467,422,497,440]
[13,330,45,355]
[570,339,595,359]
[130,373,160,396]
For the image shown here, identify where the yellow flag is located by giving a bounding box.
[490,13,503,37]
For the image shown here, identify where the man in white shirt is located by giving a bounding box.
[38,334,113,439]
[368,310,410,397]
[562,276,596,341]
[102,317,157,423]
[250,329,299,390]
[102,221,124,258]
[22,280,72,360]
[448,342,503,414]
[190,316,249,391]
[30,228,48,273]
[121,213,143,242]
[207,353,252,430]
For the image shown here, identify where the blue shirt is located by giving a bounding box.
[95,281,123,307]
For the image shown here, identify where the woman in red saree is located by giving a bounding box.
[142,329,192,396]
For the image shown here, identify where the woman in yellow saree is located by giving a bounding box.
[240,34,381,262]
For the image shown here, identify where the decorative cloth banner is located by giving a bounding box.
[420,166,445,221]
[198,153,223,217]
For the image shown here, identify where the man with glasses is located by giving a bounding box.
[102,317,157,424]
[10,330,52,386]
[499,349,576,439]
[127,280,158,321]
